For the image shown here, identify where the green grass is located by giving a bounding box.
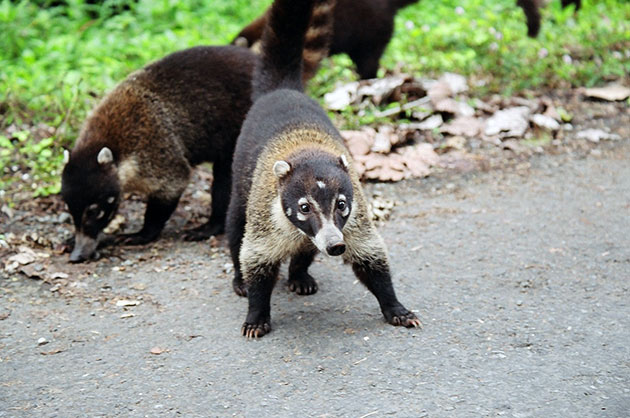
[1,0,629,198]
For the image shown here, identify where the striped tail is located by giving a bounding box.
[252,0,335,100]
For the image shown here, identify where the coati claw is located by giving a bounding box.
[386,310,422,329]
[288,275,318,295]
[241,321,271,338]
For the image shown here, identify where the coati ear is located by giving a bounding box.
[273,160,291,179]
[97,147,114,165]
[339,154,349,171]
[63,149,70,164]
[234,37,249,48]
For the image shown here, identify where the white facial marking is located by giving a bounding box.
[317,181,326,189]
[97,210,105,219]
[308,197,322,214]
[107,196,115,204]
[313,216,344,255]
[297,212,307,222]
[298,197,308,206]
[97,147,113,165]
[286,207,292,217]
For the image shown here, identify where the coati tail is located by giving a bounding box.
[252,0,335,100]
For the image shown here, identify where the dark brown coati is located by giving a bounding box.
[61,8,334,263]
[233,0,582,78]
[226,0,420,338]
[234,0,419,79]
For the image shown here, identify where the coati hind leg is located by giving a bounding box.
[184,161,232,241]
[226,193,248,297]
[241,262,280,338]
[349,45,386,80]
[117,195,180,245]
[288,248,319,295]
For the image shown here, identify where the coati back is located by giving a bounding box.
[233,0,581,78]
[226,0,420,338]
[61,8,333,263]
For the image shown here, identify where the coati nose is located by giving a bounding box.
[326,242,346,256]
[69,249,87,263]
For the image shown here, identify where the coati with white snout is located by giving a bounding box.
[61,12,333,263]
[226,0,421,338]
[233,0,581,78]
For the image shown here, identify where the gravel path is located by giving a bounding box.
[1,143,628,417]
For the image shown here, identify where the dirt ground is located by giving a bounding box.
[1,97,629,417]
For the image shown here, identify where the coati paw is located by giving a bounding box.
[288,274,318,295]
[115,232,155,246]
[182,222,224,242]
[384,307,422,329]
[233,277,248,297]
[241,320,271,339]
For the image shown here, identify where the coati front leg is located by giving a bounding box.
[242,262,280,338]
[117,195,180,245]
[288,248,319,295]
[352,257,421,328]
[184,161,232,241]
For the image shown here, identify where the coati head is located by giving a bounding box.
[61,146,120,263]
[274,151,353,256]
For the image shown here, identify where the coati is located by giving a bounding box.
[234,0,420,79]
[226,0,421,338]
[233,0,582,78]
[61,7,333,263]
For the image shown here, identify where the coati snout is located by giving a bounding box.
[273,153,353,256]
[62,147,120,262]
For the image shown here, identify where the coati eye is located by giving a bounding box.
[337,200,346,211]
[299,203,310,213]
[86,204,99,217]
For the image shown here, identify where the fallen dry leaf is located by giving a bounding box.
[357,75,407,105]
[530,114,560,131]
[341,129,374,156]
[433,98,475,117]
[40,348,64,356]
[150,346,167,355]
[576,129,621,143]
[484,106,531,138]
[324,81,360,110]
[115,299,141,307]
[371,126,400,154]
[584,85,630,102]
[416,114,443,130]
[441,116,484,137]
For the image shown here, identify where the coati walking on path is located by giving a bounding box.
[233,0,581,79]
[226,0,421,338]
[61,11,333,263]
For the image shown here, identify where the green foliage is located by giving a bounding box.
[0,0,628,197]
[0,131,65,197]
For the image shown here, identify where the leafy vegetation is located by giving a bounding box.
[1,0,628,198]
